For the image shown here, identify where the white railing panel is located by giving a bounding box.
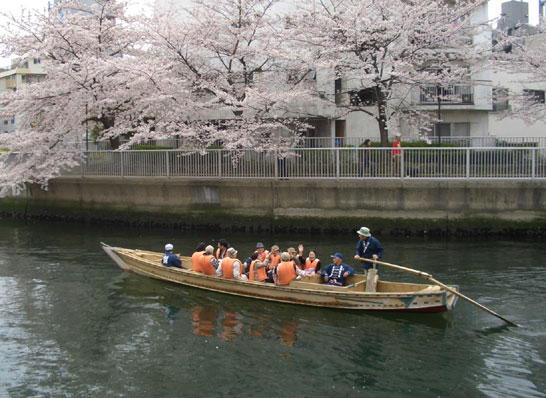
[56,147,546,180]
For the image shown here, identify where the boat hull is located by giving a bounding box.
[102,244,458,313]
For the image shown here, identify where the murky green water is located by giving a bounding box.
[0,220,544,397]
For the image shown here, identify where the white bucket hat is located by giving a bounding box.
[165,243,174,251]
[357,227,371,237]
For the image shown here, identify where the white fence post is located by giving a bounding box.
[120,151,124,177]
[166,151,170,178]
[466,148,470,179]
[400,149,405,179]
[335,148,340,179]
[274,149,279,180]
[531,148,537,179]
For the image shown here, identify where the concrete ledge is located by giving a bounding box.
[1,176,545,236]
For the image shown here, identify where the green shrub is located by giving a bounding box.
[358,141,458,148]
[133,145,172,150]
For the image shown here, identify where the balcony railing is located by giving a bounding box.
[55,147,546,179]
[419,85,474,104]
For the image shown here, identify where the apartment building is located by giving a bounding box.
[489,0,546,139]
[0,57,46,134]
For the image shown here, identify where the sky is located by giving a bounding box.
[0,0,542,66]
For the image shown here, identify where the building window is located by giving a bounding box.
[3,120,8,125]
[33,58,41,64]
[430,122,470,137]
[523,89,545,104]
[335,78,342,94]
[492,88,510,112]
[350,88,377,106]
[10,116,15,124]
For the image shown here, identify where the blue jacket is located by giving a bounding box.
[321,263,355,286]
[162,252,183,268]
[356,236,383,270]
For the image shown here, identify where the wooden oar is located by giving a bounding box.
[359,257,519,327]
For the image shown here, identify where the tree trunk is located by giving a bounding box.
[99,116,119,150]
[376,92,389,147]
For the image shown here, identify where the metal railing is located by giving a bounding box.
[71,136,546,150]
[62,147,546,179]
[419,84,474,104]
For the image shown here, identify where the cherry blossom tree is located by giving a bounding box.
[139,0,323,151]
[287,0,489,145]
[0,0,325,196]
[0,0,161,196]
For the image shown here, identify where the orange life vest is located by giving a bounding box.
[192,251,205,272]
[220,257,238,279]
[276,261,298,285]
[268,253,281,270]
[248,259,268,282]
[305,258,319,270]
[199,254,216,275]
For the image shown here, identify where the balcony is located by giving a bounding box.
[418,85,474,105]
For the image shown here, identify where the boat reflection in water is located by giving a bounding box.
[189,304,298,346]
[191,306,218,337]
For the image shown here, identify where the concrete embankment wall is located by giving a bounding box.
[1,177,545,236]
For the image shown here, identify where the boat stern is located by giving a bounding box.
[445,285,459,311]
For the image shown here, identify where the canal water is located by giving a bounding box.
[0,219,544,397]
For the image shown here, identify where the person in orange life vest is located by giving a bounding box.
[161,243,184,269]
[191,242,206,272]
[261,245,281,281]
[274,252,306,285]
[216,247,247,280]
[254,242,268,262]
[267,245,281,270]
[247,252,268,282]
[199,245,219,275]
[216,239,229,260]
[322,253,355,286]
[303,249,322,275]
[244,242,269,273]
[287,245,304,269]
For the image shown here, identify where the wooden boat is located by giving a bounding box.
[101,243,459,312]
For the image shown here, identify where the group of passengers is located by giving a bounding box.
[161,226,383,287]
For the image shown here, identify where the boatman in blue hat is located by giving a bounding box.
[354,226,383,274]
[321,253,355,286]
